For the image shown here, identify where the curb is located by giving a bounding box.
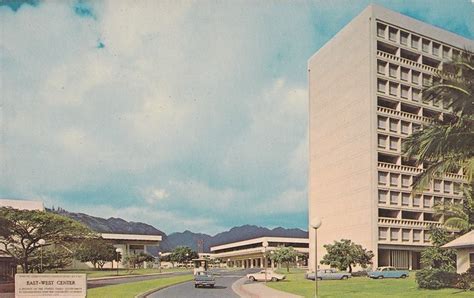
[88,270,192,281]
[134,279,192,298]
[231,277,259,298]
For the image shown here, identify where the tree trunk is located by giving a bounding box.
[348,264,352,273]
[286,262,290,272]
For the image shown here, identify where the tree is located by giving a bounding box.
[169,246,198,266]
[403,51,473,190]
[0,207,94,273]
[29,245,73,273]
[269,246,300,272]
[421,227,456,271]
[74,238,118,269]
[123,252,154,269]
[320,239,374,273]
[434,184,474,233]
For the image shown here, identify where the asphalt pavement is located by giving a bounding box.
[147,269,255,298]
[87,271,192,289]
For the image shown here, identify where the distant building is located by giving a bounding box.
[210,237,308,269]
[442,231,474,274]
[308,4,473,270]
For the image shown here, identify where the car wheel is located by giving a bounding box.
[194,285,198,288]
[341,276,348,280]
[378,276,384,279]
[249,276,256,281]
[210,285,215,288]
[271,277,278,282]
[400,274,407,279]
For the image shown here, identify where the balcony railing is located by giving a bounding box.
[378,162,466,181]
[377,106,432,123]
[377,50,439,73]
[378,217,442,228]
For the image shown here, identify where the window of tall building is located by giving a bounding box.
[413,230,421,242]
[377,61,387,75]
[412,123,421,132]
[423,196,432,208]
[378,172,388,185]
[411,35,420,49]
[432,43,440,56]
[402,193,410,206]
[401,86,409,99]
[444,181,451,194]
[378,116,387,130]
[454,183,461,194]
[378,135,387,149]
[413,195,421,207]
[389,82,398,96]
[422,74,431,87]
[391,228,399,241]
[377,23,387,38]
[378,79,387,93]
[422,39,430,52]
[412,71,420,84]
[433,180,441,192]
[379,228,388,240]
[389,119,398,132]
[400,67,409,81]
[442,46,450,59]
[402,229,410,242]
[401,175,411,188]
[378,190,388,204]
[401,121,410,135]
[389,64,398,78]
[424,232,430,243]
[390,174,400,187]
[400,31,409,45]
[412,88,420,102]
[390,192,399,205]
[389,27,398,42]
[389,137,399,151]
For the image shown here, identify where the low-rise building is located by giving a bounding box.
[442,230,474,274]
[210,237,309,269]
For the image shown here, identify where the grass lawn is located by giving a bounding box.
[48,268,190,278]
[267,269,473,297]
[87,274,193,298]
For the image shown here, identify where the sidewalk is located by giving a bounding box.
[232,277,302,298]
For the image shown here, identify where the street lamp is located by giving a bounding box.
[227,258,231,268]
[115,248,121,276]
[262,240,268,284]
[310,217,322,298]
[38,239,46,273]
[158,252,162,273]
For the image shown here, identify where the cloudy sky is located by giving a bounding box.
[1,0,473,235]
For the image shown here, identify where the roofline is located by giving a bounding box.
[210,236,309,252]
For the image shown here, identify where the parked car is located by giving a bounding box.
[246,270,286,282]
[369,267,409,279]
[194,271,215,288]
[305,269,351,280]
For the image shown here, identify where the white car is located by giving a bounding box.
[246,270,286,282]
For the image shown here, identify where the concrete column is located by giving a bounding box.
[241,260,245,269]
[250,259,254,268]
[271,259,275,269]
[409,251,413,270]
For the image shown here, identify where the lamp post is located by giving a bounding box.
[115,248,121,276]
[262,240,268,284]
[158,252,162,273]
[38,239,45,273]
[310,217,322,298]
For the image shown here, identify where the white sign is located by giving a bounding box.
[15,274,87,298]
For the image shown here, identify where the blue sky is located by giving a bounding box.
[1,0,473,235]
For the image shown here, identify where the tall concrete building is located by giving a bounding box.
[308,5,473,270]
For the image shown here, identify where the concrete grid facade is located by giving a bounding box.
[308,5,473,271]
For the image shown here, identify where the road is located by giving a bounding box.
[147,269,254,298]
[87,271,192,289]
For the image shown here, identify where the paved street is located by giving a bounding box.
[147,269,253,298]
[87,271,192,289]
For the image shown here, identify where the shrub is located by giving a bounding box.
[351,270,368,277]
[416,269,458,289]
[455,272,473,291]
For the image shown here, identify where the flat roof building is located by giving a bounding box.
[210,237,308,269]
[308,4,473,270]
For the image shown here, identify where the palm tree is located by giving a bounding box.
[403,50,474,233]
